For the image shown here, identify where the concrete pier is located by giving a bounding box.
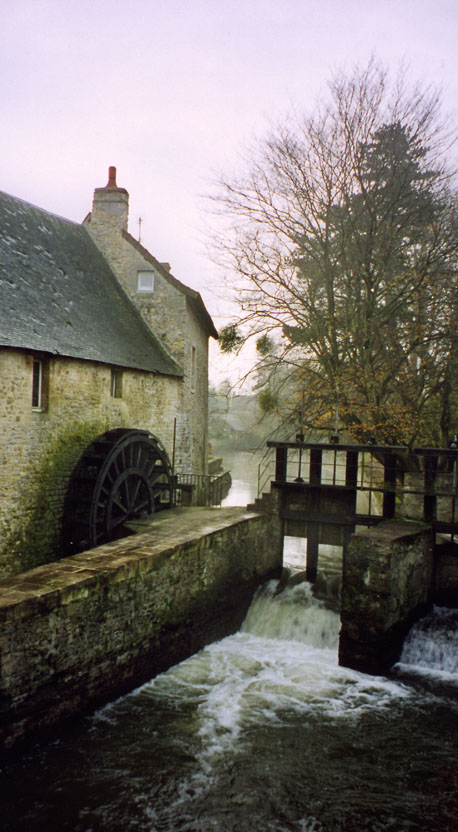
[0,507,282,754]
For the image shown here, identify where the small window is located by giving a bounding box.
[137,271,155,292]
[111,369,123,398]
[31,356,49,411]
[191,346,197,393]
[32,359,42,408]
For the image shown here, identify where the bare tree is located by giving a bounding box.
[210,60,458,449]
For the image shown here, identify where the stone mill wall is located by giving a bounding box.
[0,507,282,755]
[0,348,181,579]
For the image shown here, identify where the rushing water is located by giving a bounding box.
[2,454,458,831]
[1,582,458,832]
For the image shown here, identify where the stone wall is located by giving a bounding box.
[86,186,211,475]
[339,521,434,674]
[0,507,282,754]
[176,299,209,474]
[0,348,181,578]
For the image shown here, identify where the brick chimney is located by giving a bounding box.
[89,166,129,232]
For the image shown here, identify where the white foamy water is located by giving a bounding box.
[3,449,458,831]
[397,605,458,681]
[127,581,412,774]
[3,574,458,832]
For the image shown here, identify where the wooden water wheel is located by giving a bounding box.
[63,428,174,554]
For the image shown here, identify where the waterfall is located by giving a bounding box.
[3,577,458,832]
[398,606,458,678]
[241,579,340,649]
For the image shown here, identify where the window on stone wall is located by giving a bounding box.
[111,369,123,398]
[191,345,197,393]
[137,271,155,292]
[32,359,42,408]
[31,356,49,411]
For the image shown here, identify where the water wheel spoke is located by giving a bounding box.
[111,494,128,514]
[128,477,142,509]
[110,512,130,529]
[121,476,131,509]
[149,466,166,485]
[136,444,146,467]
[104,468,116,486]
[133,497,151,513]
[93,525,106,543]
[64,429,174,552]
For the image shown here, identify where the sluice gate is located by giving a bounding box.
[265,439,458,580]
[259,439,458,673]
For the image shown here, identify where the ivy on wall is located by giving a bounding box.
[0,420,109,577]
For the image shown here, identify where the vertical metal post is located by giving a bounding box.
[295,433,305,482]
[345,450,359,489]
[306,448,322,582]
[452,455,457,542]
[275,446,287,482]
[423,454,438,523]
[382,453,397,519]
[344,449,358,550]
[306,523,319,583]
[171,417,177,475]
[309,448,322,485]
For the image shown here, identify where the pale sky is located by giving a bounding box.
[1,0,457,385]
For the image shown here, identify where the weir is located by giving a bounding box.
[256,440,458,673]
[3,440,458,753]
[265,439,458,571]
[2,578,458,831]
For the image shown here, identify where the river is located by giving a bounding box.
[1,452,458,831]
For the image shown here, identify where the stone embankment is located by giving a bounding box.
[0,506,282,754]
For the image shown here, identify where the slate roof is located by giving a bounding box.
[0,190,182,376]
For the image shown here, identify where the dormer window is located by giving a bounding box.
[137,271,155,292]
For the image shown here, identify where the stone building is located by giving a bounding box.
[0,168,217,578]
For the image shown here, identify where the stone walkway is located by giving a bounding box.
[0,507,257,605]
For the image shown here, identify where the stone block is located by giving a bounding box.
[339,520,434,674]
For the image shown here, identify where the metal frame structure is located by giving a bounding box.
[267,440,458,580]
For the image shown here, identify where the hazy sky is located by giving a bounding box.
[2,0,457,383]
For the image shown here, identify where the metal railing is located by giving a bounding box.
[257,447,276,500]
[175,471,231,507]
[267,440,458,542]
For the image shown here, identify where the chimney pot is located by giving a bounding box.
[106,166,117,188]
